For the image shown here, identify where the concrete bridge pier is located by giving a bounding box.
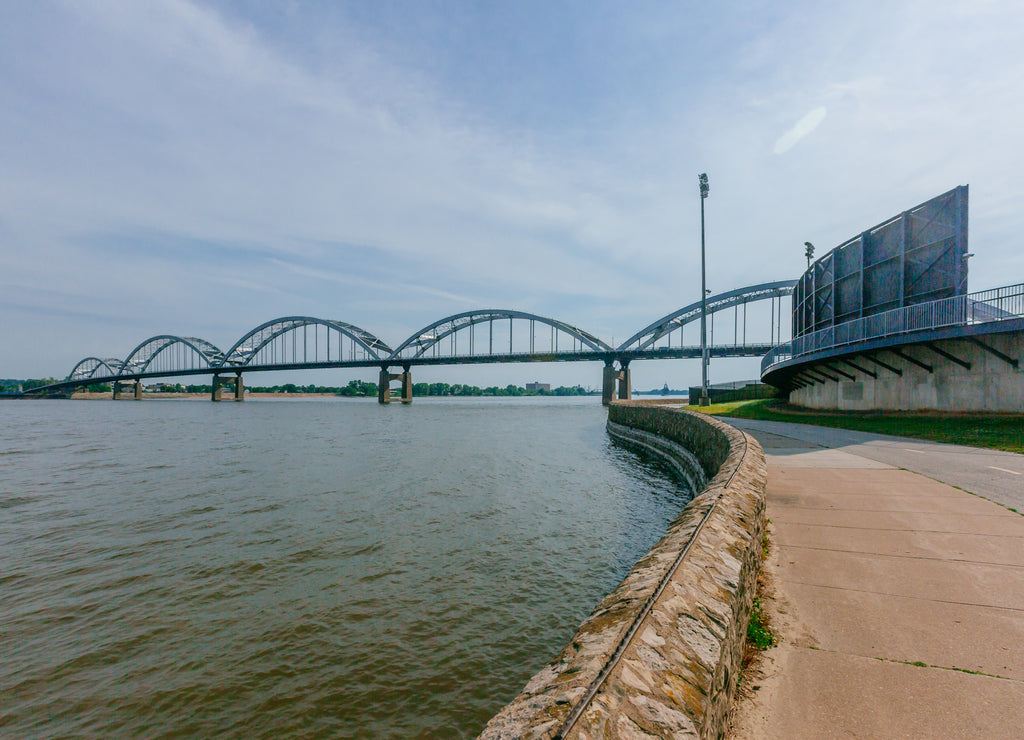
[211,375,243,402]
[400,366,413,404]
[602,360,632,405]
[602,362,617,406]
[112,380,142,400]
[378,367,413,404]
[209,374,243,402]
[617,361,632,401]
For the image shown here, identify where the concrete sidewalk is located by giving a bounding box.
[728,424,1024,739]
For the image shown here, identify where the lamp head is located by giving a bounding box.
[698,172,709,198]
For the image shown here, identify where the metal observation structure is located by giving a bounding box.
[36,281,796,404]
[760,186,1024,411]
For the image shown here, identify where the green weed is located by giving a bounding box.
[746,599,777,651]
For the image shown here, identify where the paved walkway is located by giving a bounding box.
[724,418,1024,739]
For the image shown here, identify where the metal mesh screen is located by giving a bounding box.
[793,186,968,338]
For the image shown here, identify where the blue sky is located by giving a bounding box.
[2,0,1023,389]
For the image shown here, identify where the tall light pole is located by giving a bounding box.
[698,172,710,406]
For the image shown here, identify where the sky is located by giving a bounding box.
[2,0,1023,390]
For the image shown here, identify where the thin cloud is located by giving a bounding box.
[773,107,828,154]
[3,1,1024,388]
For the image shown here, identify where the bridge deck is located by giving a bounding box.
[29,344,777,395]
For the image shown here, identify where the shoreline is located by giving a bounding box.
[68,391,355,400]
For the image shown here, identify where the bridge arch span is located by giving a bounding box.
[616,280,797,353]
[388,309,612,362]
[68,357,125,382]
[120,336,226,376]
[221,317,392,367]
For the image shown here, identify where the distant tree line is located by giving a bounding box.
[406,382,590,397]
[167,380,591,397]
[20,378,61,391]
[13,378,593,397]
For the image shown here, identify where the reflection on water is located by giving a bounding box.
[0,397,690,738]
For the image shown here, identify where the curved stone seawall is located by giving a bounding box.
[479,401,767,740]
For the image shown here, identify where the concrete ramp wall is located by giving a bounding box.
[790,330,1024,411]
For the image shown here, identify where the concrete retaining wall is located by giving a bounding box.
[791,330,1024,411]
[478,402,767,740]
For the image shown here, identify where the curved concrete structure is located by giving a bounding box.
[763,282,1024,411]
[785,325,1024,411]
[479,403,767,739]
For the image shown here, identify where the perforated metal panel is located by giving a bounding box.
[793,186,968,338]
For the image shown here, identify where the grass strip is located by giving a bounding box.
[694,399,1024,454]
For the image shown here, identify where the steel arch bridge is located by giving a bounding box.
[616,281,796,354]
[388,309,613,364]
[28,280,795,402]
[121,335,226,375]
[68,357,127,382]
[221,317,393,367]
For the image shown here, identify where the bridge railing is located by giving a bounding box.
[762,281,1024,375]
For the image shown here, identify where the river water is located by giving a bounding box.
[0,396,691,739]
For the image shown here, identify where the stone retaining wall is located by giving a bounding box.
[478,402,767,740]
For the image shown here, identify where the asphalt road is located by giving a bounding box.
[717,416,1024,513]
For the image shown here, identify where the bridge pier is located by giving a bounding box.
[618,363,631,401]
[211,375,242,402]
[112,380,142,400]
[401,367,412,404]
[602,361,631,405]
[210,374,244,402]
[378,367,413,404]
[602,363,617,406]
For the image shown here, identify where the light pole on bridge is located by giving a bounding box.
[698,172,710,406]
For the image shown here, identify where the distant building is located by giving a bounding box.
[525,382,550,392]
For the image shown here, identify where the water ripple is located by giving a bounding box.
[0,397,690,739]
